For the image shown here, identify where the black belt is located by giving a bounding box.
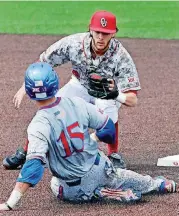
[66,178,81,187]
[65,153,101,187]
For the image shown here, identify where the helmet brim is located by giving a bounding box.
[90,26,117,34]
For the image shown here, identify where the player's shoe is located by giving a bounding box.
[3,147,27,170]
[108,152,126,169]
[157,176,179,193]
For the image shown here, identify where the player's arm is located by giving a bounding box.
[90,117,115,144]
[95,117,115,144]
[108,79,138,106]
[115,46,141,107]
[39,35,71,67]
[13,82,26,109]
[116,90,138,107]
[0,120,49,211]
[0,159,45,211]
[82,100,116,144]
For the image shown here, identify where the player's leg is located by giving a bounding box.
[94,159,179,203]
[50,152,111,202]
[109,168,179,195]
[51,153,179,204]
[108,122,126,169]
[51,176,141,204]
[95,98,125,168]
[50,152,141,203]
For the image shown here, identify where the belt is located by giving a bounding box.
[65,154,101,187]
[66,178,81,187]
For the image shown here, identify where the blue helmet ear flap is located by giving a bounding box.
[25,62,59,100]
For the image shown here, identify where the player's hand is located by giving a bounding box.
[90,132,99,142]
[88,73,119,100]
[0,203,11,211]
[13,86,26,109]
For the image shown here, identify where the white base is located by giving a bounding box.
[157,155,179,167]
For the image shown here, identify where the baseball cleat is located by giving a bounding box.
[3,147,26,169]
[108,152,126,169]
[157,176,178,193]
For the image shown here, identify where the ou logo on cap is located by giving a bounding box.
[100,18,107,27]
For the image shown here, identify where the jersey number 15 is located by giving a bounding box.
[57,121,84,157]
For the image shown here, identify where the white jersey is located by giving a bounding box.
[26,97,108,180]
[40,32,141,92]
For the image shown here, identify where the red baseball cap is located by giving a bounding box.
[89,10,117,34]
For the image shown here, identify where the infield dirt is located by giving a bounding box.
[0,34,179,216]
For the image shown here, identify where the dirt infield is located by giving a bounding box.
[0,34,179,216]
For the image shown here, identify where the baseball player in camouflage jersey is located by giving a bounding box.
[0,62,178,211]
[3,10,141,169]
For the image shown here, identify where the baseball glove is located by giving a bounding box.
[87,73,119,99]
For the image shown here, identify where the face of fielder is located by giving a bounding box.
[91,31,115,53]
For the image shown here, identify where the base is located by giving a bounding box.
[157,155,179,167]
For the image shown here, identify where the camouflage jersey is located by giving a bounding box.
[40,32,141,92]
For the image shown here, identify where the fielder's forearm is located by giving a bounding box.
[21,82,26,93]
[16,82,26,96]
[116,92,138,106]
[124,92,138,106]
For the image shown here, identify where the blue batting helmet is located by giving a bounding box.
[25,62,59,100]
